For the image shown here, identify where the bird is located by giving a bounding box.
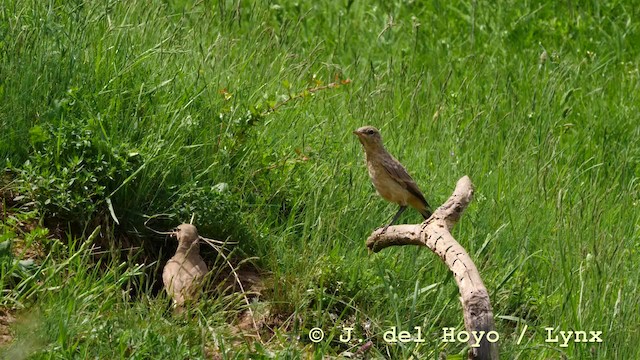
[353,125,432,232]
[162,223,208,311]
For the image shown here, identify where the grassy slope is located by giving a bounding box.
[1,0,639,358]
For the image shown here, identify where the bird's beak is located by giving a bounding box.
[352,130,361,136]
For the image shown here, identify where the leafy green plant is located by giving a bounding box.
[11,117,140,228]
[169,181,251,246]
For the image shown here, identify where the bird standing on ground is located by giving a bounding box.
[353,126,432,232]
[163,223,208,310]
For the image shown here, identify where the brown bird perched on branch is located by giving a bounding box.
[163,224,208,310]
[353,126,432,232]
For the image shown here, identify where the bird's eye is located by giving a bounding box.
[367,129,375,135]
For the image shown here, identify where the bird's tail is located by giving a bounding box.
[408,196,433,220]
[419,208,432,219]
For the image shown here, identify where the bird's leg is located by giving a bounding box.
[381,206,407,233]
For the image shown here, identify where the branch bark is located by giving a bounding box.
[366,176,498,360]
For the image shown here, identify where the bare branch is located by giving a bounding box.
[365,176,498,360]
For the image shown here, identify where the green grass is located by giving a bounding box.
[1,0,640,358]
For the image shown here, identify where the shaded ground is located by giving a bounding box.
[0,175,272,352]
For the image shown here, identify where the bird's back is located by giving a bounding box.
[163,251,208,306]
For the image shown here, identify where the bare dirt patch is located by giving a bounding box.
[0,308,16,346]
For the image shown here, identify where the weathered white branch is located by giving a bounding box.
[366,176,498,360]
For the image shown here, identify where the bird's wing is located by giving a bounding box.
[186,254,208,280]
[382,157,431,209]
[194,258,208,278]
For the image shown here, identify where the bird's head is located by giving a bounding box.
[172,223,200,245]
[353,126,383,149]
